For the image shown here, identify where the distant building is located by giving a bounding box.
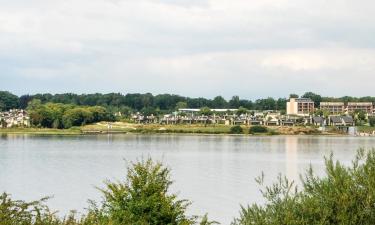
[312,116,325,126]
[320,102,345,114]
[178,108,237,113]
[0,109,30,128]
[286,98,314,116]
[328,115,355,127]
[320,102,374,115]
[347,102,373,114]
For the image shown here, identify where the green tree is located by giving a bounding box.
[229,96,240,108]
[358,110,367,122]
[0,91,19,111]
[62,108,93,128]
[212,96,228,108]
[236,107,248,116]
[200,107,212,116]
[289,94,299,99]
[302,92,322,107]
[97,158,207,225]
[230,125,243,134]
[175,101,188,110]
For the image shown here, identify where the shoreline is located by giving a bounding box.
[0,124,349,136]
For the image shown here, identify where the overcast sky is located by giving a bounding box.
[0,0,374,99]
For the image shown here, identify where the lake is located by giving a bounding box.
[1,134,375,224]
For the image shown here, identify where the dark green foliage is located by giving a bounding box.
[27,100,114,129]
[200,107,212,116]
[230,125,243,134]
[97,158,198,225]
[302,92,322,108]
[370,117,375,127]
[0,91,19,111]
[249,126,268,134]
[232,149,375,225]
[4,90,375,114]
[289,94,299,98]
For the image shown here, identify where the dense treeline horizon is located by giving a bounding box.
[2,90,375,114]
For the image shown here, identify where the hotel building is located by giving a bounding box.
[286,98,315,116]
[320,102,345,114]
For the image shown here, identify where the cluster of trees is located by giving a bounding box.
[27,100,115,129]
[2,90,375,117]
[3,150,375,225]
[1,91,287,114]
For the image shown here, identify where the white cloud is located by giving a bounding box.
[0,0,375,97]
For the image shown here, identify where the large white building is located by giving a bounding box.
[286,98,315,116]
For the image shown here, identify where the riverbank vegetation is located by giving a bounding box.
[0,123,323,136]
[232,149,375,225]
[0,159,216,225]
[3,150,375,224]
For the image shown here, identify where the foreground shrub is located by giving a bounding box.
[1,158,215,225]
[249,126,268,134]
[232,149,375,225]
[97,158,200,225]
[230,126,243,134]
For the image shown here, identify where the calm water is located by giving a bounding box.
[1,134,375,224]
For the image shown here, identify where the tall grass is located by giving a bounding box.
[232,149,375,225]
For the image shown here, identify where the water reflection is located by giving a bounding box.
[285,136,298,183]
[1,134,375,224]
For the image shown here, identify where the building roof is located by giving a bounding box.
[293,98,314,103]
[179,108,237,112]
[330,116,342,124]
[347,102,373,106]
[320,102,344,106]
[342,116,354,123]
[313,117,324,123]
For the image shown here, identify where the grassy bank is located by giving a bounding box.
[357,126,375,133]
[0,122,326,136]
[83,122,323,135]
[0,127,81,135]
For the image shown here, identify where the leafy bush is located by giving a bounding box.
[1,159,215,225]
[249,126,268,134]
[230,125,243,134]
[0,193,80,225]
[232,149,375,225]
[98,158,198,225]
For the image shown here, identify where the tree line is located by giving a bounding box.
[1,90,375,115]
